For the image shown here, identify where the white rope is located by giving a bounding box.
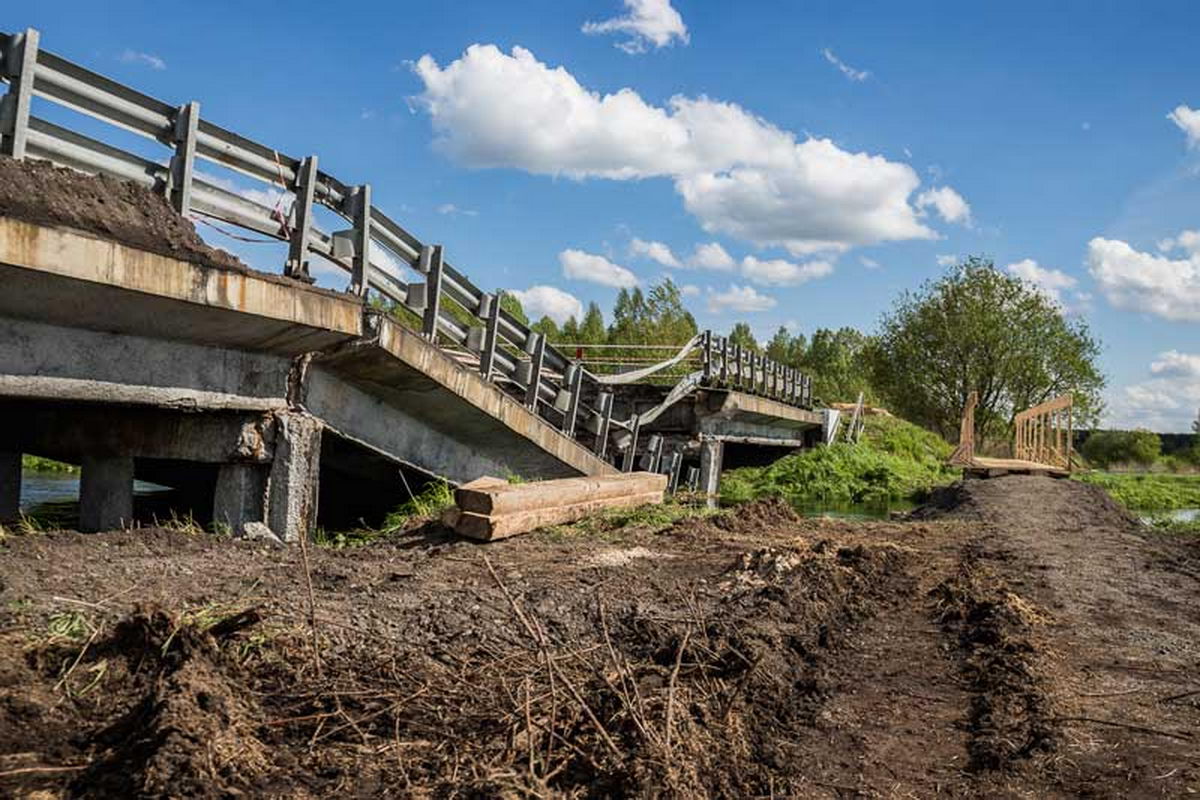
[591,334,704,385]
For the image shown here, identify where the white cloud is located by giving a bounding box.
[120,49,166,70]
[679,283,701,297]
[582,0,688,53]
[629,237,681,268]
[413,45,966,255]
[686,241,736,271]
[558,248,638,288]
[821,48,869,82]
[1151,350,1200,378]
[916,186,971,225]
[1168,105,1200,148]
[740,255,833,286]
[1105,350,1200,432]
[860,256,880,269]
[706,284,776,313]
[509,285,583,324]
[1087,235,1200,321]
[936,254,958,267]
[1004,258,1078,307]
[437,203,478,216]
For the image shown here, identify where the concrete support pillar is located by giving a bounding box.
[268,413,322,542]
[0,451,21,524]
[79,455,134,532]
[698,437,724,509]
[213,463,266,536]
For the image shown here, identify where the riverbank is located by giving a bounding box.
[1076,471,1200,512]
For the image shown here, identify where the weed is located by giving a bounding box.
[46,610,94,643]
[153,509,204,535]
[318,481,455,549]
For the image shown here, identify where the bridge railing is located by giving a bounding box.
[0,27,811,467]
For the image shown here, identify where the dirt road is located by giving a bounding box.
[0,476,1196,797]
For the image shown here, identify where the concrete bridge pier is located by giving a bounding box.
[0,451,19,523]
[698,437,724,508]
[79,455,134,532]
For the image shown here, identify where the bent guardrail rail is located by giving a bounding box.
[0,27,812,468]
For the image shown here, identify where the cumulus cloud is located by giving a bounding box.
[686,241,736,270]
[629,237,681,268]
[413,45,967,255]
[582,0,688,53]
[936,254,958,267]
[509,285,583,324]
[1087,234,1200,321]
[679,283,701,297]
[860,256,880,269]
[1004,258,1079,308]
[821,48,869,82]
[1105,350,1200,432]
[740,255,833,286]
[916,186,971,224]
[559,248,639,288]
[120,49,166,70]
[1168,105,1200,148]
[706,284,776,313]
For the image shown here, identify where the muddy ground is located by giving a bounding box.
[0,476,1196,798]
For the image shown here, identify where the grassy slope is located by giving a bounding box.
[1075,472,1200,512]
[721,415,957,506]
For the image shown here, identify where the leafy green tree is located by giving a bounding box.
[644,279,698,345]
[800,327,876,404]
[765,326,807,366]
[499,290,528,326]
[1082,430,1161,468]
[728,322,759,352]
[531,315,559,340]
[578,302,607,345]
[870,257,1104,447]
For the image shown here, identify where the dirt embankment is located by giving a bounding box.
[1,479,1197,798]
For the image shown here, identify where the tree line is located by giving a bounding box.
[504,256,1107,448]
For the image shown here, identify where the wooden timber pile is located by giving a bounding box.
[443,472,668,541]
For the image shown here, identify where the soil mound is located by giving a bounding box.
[0,156,246,272]
[913,475,1139,530]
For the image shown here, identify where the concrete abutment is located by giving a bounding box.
[0,451,20,523]
[79,455,134,532]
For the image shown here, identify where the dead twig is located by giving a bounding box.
[1053,716,1193,742]
[665,630,691,753]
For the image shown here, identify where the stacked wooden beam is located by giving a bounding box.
[443,472,668,541]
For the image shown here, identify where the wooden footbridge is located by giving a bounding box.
[949,392,1073,478]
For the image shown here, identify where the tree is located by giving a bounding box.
[1082,429,1161,468]
[578,302,606,345]
[765,326,807,366]
[644,279,698,345]
[1193,408,1200,434]
[531,315,559,340]
[499,291,528,326]
[800,327,876,403]
[870,257,1104,447]
[728,322,759,352]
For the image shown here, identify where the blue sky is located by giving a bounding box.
[11,1,1200,431]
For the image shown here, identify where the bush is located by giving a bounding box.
[1076,472,1200,511]
[1081,429,1161,469]
[722,416,955,506]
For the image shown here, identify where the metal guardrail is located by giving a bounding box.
[0,27,812,467]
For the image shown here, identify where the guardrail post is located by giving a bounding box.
[420,244,444,340]
[524,332,545,410]
[667,450,683,493]
[0,29,39,159]
[701,330,712,384]
[285,155,318,282]
[719,337,729,385]
[563,364,583,436]
[732,344,742,390]
[168,101,199,217]
[621,415,641,472]
[594,392,614,460]
[479,293,501,381]
[350,184,371,296]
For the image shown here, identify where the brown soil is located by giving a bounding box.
[0,157,251,272]
[0,479,1196,798]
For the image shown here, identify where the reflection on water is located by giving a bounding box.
[1139,508,1200,525]
[793,500,917,521]
[18,469,172,527]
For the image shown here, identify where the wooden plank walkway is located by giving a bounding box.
[963,456,1069,479]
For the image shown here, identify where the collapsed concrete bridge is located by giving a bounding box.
[0,28,826,539]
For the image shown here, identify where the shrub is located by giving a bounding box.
[1081,429,1161,469]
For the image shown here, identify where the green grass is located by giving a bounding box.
[21,455,78,473]
[540,498,718,542]
[721,415,957,506]
[316,481,455,548]
[1075,472,1200,512]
